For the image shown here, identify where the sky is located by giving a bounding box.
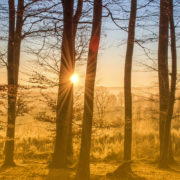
[0,0,180,88]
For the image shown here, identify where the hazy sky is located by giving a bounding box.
[0,0,180,88]
[77,17,180,87]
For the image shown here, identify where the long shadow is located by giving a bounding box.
[141,159,180,177]
[47,168,75,180]
[159,164,180,174]
[0,163,24,172]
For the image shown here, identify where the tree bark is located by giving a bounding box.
[14,0,24,85]
[51,0,74,168]
[4,0,16,166]
[75,1,102,179]
[158,0,169,164]
[159,0,177,168]
[67,0,83,162]
[51,0,83,168]
[4,0,24,166]
[124,0,137,161]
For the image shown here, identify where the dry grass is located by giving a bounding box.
[0,90,180,179]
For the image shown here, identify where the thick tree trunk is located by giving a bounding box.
[124,0,137,161]
[159,0,177,168]
[4,0,24,167]
[51,0,83,168]
[51,0,74,168]
[75,1,102,179]
[158,0,169,165]
[67,0,83,162]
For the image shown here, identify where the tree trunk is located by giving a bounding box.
[14,0,24,86]
[159,0,177,168]
[51,0,74,168]
[158,0,169,165]
[4,0,24,167]
[75,1,102,179]
[4,0,16,166]
[124,0,137,161]
[66,0,83,163]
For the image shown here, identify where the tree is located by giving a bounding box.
[124,0,137,161]
[157,0,170,165]
[159,0,177,168]
[50,0,74,168]
[4,0,24,166]
[94,86,115,125]
[75,0,102,179]
[67,0,83,162]
[2,0,59,167]
[51,0,83,168]
[106,0,138,178]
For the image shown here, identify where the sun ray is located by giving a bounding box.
[70,73,79,84]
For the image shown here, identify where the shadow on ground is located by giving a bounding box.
[0,160,180,180]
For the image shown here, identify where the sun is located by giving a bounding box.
[70,73,79,84]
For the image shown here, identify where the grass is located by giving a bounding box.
[0,123,180,179]
[0,90,180,179]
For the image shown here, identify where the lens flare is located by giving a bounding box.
[70,73,79,84]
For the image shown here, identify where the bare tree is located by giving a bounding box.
[4,0,24,166]
[106,0,137,178]
[1,0,60,167]
[157,0,169,165]
[67,0,83,163]
[75,0,102,179]
[94,86,115,125]
[50,0,84,168]
[159,0,177,168]
[124,0,137,162]
[50,0,74,168]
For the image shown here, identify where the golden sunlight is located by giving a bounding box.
[70,73,79,84]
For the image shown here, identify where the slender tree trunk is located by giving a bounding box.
[4,0,16,166]
[51,0,74,168]
[14,0,24,85]
[158,0,169,164]
[107,1,137,178]
[75,1,102,179]
[4,0,24,166]
[67,0,83,162]
[124,0,137,161]
[159,0,177,168]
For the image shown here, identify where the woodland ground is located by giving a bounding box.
[0,159,180,179]
[0,112,180,179]
[0,89,180,179]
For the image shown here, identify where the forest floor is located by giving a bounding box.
[0,159,180,180]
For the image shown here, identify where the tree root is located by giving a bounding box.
[106,161,145,180]
[1,161,16,168]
